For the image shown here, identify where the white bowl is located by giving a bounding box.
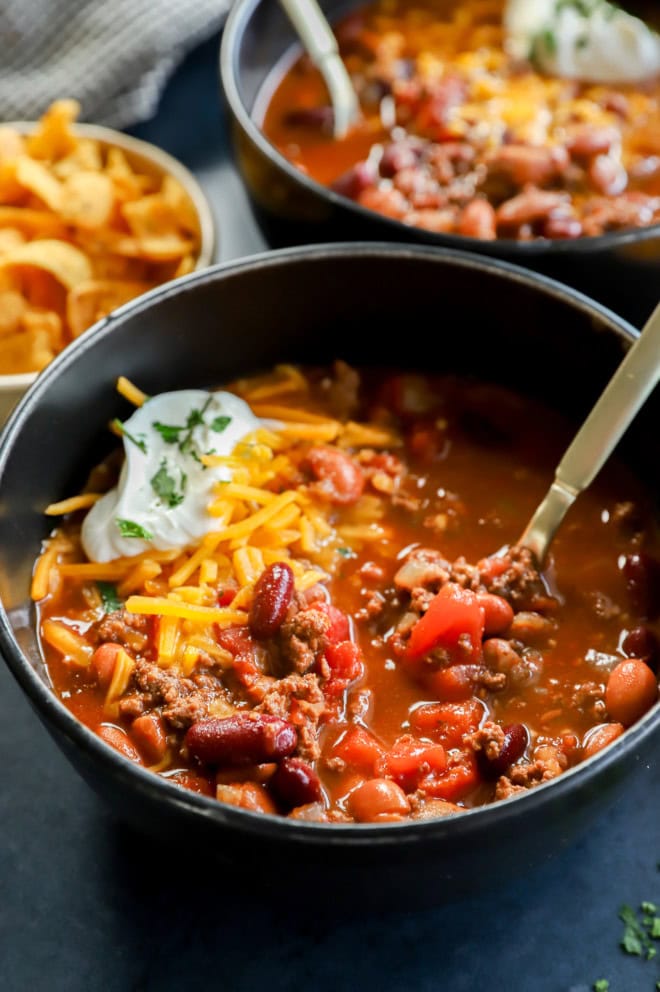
[0,123,217,423]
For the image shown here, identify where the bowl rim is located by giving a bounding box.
[0,120,217,392]
[219,0,660,258]
[0,240,658,846]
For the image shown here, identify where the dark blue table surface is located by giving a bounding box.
[1,31,659,992]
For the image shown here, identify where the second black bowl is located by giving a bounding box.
[219,0,660,328]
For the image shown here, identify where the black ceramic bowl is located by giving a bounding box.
[0,244,657,910]
[219,0,660,328]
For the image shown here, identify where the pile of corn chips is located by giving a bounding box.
[0,99,202,375]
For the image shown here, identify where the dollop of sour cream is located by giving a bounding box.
[82,390,262,563]
[505,0,660,84]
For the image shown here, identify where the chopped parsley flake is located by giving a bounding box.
[116,518,153,540]
[336,547,354,558]
[152,396,220,462]
[112,418,147,454]
[151,460,187,508]
[211,415,232,433]
[97,581,123,613]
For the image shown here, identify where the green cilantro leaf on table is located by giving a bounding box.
[116,519,153,540]
[593,980,609,992]
[619,903,660,961]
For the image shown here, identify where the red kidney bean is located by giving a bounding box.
[270,757,323,810]
[249,562,294,640]
[185,713,297,768]
[477,593,514,636]
[305,446,365,504]
[622,552,660,619]
[331,161,377,199]
[480,723,528,778]
[379,140,421,178]
[496,189,569,227]
[566,125,618,159]
[621,626,659,673]
[606,659,658,727]
[486,144,568,187]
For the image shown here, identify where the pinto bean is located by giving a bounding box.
[566,125,619,159]
[605,659,658,727]
[185,713,297,768]
[305,446,365,504]
[458,199,497,240]
[91,642,122,690]
[621,626,659,673]
[479,723,528,778]
[588,156,628,196]
[249,562,295,640]
[216,782,277,814]
[486,144,569,187]
[98,724,142,763]
[496,189,570,227]
[348,778,411,822]
[130,713,167,764]
[270,757,323,809]
[508,611,555,645]
[582,722,625,759]
[477,594,514,636]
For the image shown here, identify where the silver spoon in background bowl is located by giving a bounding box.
[278,0,361,138]
[518,301,660,564]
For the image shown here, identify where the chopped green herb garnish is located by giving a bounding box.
[619,903,660,960]
[151,459,186,508]
[575,34,589,48]
[112,418,147,454]
[336,547,354,558]
[593,980,609,992]
[116,518,153,540]
[97,581,123,614]
[540,28,557,54]
[152,422,183,444]
[211,415,232,433]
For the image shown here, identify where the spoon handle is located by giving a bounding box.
[278,0,359,138]
[519,301,660,562]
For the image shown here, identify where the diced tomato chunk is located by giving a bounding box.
[426,664,483,702]
[323,640,364,696]
[377,735,447,793]
[315,600,351,644]
[217,587,237,607]
[332,725,385,773]
[410,699,483,747]
[215,625,254,660]
[419,754,481,802]
[406,583,485,663]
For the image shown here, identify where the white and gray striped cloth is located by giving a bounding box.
[0,0,231,128]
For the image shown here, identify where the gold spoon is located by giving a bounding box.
[278,0,361,138]
[519,301,660,564]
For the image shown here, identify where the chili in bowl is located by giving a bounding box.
[0,244,657,904]
[220,0,660,326]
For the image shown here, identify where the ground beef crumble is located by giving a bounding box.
[256,673,326,761]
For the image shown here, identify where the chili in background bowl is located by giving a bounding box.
[219,0,660,329]
[0,243,657,909]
